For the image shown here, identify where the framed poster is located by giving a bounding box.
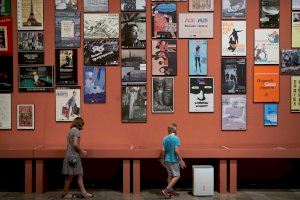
[152,77,174,113]
[291,76,300,112]
[222,0,246,19]
[0,55,13,92]
[281,49,300,75]
[55,49,77,85]
[84,13,119,39]
[222,95,246,131]
[189,77,214,113]
[17,0,43,30]
[122,50,146,85]
[17,104,34,130]
[121,0,146,11]
[55,11,80,48]
[152,39,177,76]
[55,0,77,11]
[253,66,279,103]
[152,0,187,1]
[121,13,146,49]
[221,57,246,94]
[189,40,207,76]
[84,39,119,66]
[254,29,279,65]
[189,0,214,11]
[19,65,54,92]
[293,0,300,10]
[18,31,44,64]
[178,13,214,39]
[292,12,300,48]
[84,0,108,12]
[0,17,12,55]
[56,86,81,122]
[84,66,105,103]
[260,0,279,28]
[264,103,278,126]
[0,0,11,15]
[122,86,147,123]
[222,21,246,56]
[0,94,11,129]
[152,3,177,39]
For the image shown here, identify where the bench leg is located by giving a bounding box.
[218,159,227,193]
[123,159,130,194]
[133,160,140,194]
[229,159,237,193]
[36,159,45,193]
[25,159,32,194]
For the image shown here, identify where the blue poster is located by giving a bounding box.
[264,103,278,126]
[84,66,105,103]
[189,40,207,75]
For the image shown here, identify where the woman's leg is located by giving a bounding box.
[77,175,93,197]
[63,175,73,194]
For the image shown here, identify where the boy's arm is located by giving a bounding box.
[175,146,186,169]
[159,147,165,163]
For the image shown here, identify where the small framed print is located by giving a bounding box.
[189,40,207,76]
[152,77,174,113]
[84,0,108,12]
[121,0,146,12]
[17,104,34,130]
[0,17,12,55]
[56,49,78,85]
[189,0,214,12]
[293,0,300,10]
[55,0,77,11]
[264,103,278,126]
[84,66,106,103]
[0,0,11,16]
[0,94,11,129]
[222,0,246,19]
[291,76,300,112]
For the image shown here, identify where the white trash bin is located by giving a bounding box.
[193,165,214,196]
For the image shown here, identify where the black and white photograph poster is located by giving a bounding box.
[0,55,13,92]
[56,49,78,85]
[222,0,246,19]
[281,49,300,75]
[260,0,279,28]
[55,0,77,11]
[0,94,11,129]
[84,0,108,12]
[121,0,146,12]
[189,0,214,11]
[152,77,174,113]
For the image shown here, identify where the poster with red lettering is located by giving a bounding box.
[0,17,12,55]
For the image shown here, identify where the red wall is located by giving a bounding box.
[1,0,300,147]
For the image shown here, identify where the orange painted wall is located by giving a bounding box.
[1,0,300,147]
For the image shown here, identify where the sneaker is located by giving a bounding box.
[169,190,179,197]
[162,188,171,198]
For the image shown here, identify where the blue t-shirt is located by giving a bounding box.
[163,133,180,163]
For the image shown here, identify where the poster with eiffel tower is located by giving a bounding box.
[18,0,43,30]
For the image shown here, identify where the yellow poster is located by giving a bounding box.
[292,12,300,48]
[291,76,300,112]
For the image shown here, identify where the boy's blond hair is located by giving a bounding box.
[168,125,176,134]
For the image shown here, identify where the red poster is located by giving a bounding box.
[0,17,13,55]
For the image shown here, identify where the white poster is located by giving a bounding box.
[61,20,74,38]
[222,21,246,56]
[178,13,213,38]
[292,0,300,10]
[0,94,11,129]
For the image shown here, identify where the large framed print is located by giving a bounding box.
[152,39,177,76]
[152,77,174,113]
[222,95,246,131]
[0,0,11,15]
[121,13,146,49]
[122,86,147,123]
[152,3,177,39]
[254,29,279,65]
[84,0,108,12]
[17,0,43,30]
[56,49,77,85]
[0,94,11,129]
[56,86,81,122]
[55,0,77,11]
[121,0,146,12]
[253,66,279,103]
[17,104,34,130]
[18,31,44,64]
[189,0,214,11]
[222,21,246,56]
[221,57,246,94]
[281,49,300,75]
[122,50,146,85]
[19,65,54,92]
[292,12,300,48]
[84,13,119,39]
[222,0,246,19]
[189,40,207,76]
[260,0,279,28]
[264,103,278,126]
[178,13,213,39]
[84,66,105,103]
[293,0,300,10]
[189,77,214,113]
[84,39,119,66]
[291,76,300,112]
[0,55,13,92]
[55,12,80,48]
[0,17,12,55]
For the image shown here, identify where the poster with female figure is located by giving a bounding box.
[189,40,207,75]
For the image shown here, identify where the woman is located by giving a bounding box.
[62,117,93,198]
[122,23,145,48]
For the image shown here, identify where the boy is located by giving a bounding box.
[160,125,186,198]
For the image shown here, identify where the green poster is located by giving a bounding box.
[0,0,11,16]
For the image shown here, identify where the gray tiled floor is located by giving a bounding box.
[1,189,300,200]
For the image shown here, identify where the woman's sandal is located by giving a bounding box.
[81,192,94,198]
[62,193,73,199]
